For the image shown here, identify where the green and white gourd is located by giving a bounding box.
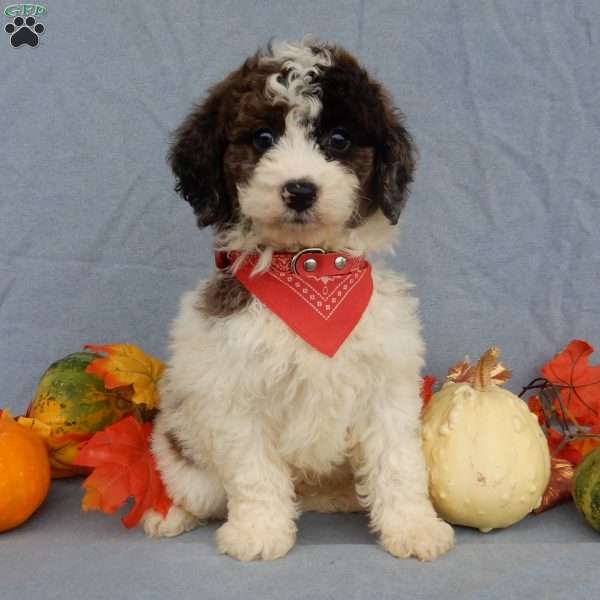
[572,446,600,533]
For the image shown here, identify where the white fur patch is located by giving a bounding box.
[216,209,398,258]
[260,38,332,122]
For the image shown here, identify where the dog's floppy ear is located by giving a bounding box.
[168,79,232,228]
[373,95,416,225]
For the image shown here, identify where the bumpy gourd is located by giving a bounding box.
[422,348,551,532]
[572,446,600,533]
[25,352,132,478]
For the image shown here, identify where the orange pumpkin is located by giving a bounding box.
[0,411,51,532]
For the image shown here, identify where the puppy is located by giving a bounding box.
[143,39,454,562]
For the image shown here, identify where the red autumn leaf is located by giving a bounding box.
[541,340,600,425]
[73,416,171,528]
[527,395,545,426]
[567,420,600,459]
[546,428,584,466]
[420,375,437,409]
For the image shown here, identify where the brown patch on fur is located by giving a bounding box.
[222,89,287,202]
[168,55,283,228]
[317,46,416,225]
[222,144,257,204]
[294,464,363,513]
[226,96,287,144]
[195,273,252,318]
[165,430,196,466]
[344,147,378,227]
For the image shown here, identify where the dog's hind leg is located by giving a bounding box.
[142,423,227,538]
[142,505,201,538]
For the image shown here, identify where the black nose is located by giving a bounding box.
[282,179,317,212]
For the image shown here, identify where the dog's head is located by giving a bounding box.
[169,39,415,251]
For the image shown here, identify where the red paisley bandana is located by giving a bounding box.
[215,250,373,357]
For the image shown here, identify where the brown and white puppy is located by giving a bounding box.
[144,39,454,562]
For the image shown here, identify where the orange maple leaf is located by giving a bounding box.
[84,344,165,411]
[72,416,171,528]
[541,339,600,426]
[570,436,600,459]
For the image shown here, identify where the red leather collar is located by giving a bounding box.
[215,249,365,277]
[214,249,373,357]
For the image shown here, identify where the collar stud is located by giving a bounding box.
[291,247,326,274]
[303,258,318,272]
[334,256,347,270]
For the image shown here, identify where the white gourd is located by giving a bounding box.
[422,347,551,532]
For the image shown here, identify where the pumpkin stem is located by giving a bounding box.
[473,347,500,391]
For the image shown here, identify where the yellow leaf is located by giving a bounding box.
[84,344,165,410]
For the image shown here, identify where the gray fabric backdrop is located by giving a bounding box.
[1,2,600,598]
[1,1,599,412]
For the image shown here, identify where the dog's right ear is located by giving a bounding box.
[168,80,232,228]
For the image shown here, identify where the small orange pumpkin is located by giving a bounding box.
[0,411,51,532]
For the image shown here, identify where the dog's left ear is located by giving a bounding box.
[373,94,416,225]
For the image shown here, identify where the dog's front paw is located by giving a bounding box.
[216,519,296,561]
[380,516,454,561]
[142,506,201,538]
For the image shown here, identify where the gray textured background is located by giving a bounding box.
[1,1,599,411]
[1,2,600,598]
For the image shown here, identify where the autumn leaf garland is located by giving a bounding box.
[72,344,171,527]
[522,339,600,466]
[69,339,599,526]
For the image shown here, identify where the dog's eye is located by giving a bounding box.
[252,128,276,152]
[325,128,351,153]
